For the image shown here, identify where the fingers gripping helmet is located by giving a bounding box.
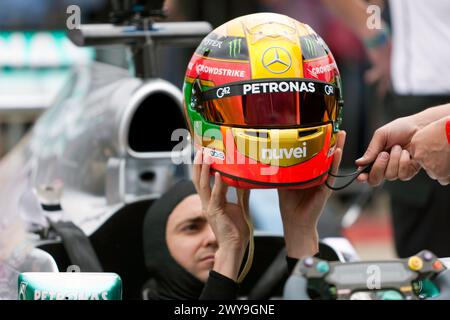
[183,13,343,189]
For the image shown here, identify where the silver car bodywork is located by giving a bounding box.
[0,60,192,298]
[1,61,190,236]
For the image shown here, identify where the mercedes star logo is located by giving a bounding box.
[262,47,292,74]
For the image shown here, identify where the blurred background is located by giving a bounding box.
[0,0,395,260]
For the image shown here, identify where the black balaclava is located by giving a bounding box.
[142,180,205,300]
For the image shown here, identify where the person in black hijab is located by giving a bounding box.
[142,179,241,300]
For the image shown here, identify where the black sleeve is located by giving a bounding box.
[199,270,239,300]
[286,251,322,274]
[286,256,299,274]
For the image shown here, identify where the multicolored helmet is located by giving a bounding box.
[183,13,343,189]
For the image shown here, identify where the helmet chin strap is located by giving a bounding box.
[325,162,374,191]
[236,188,254,284]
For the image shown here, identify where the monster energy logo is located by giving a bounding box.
[301,35,329,59]
[229,38,242,57]
[303,36,318,57]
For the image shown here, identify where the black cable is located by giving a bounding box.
[325,162,374,191]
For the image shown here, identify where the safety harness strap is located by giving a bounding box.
[49,220,103,272]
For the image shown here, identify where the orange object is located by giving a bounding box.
[433,260,443,270]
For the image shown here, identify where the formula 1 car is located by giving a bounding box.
[2,0,450,301]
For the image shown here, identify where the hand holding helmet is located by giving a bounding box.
[192,150,250,282]
[278,130,346,259]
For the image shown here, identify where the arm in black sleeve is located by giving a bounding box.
[286,251,322,274]
[199,270,239,300]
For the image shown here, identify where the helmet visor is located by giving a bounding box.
[195,79,340,128]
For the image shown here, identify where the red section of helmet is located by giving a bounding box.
[219,173,329,189]
[196,125,334,189]
[186,54,251,85]
[303,54,339,83]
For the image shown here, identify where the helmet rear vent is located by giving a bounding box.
[244,131,269,138]
[298,129,318,138]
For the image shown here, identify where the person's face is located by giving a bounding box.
[166,194,218,282]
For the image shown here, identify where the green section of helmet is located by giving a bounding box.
[183,81,222,140]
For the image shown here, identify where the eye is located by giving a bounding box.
[181,223,200,233]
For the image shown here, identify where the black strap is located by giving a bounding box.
[247,247,289,300]
[325,162,374,191]
[49,220,103,272]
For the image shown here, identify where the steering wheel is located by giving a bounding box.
[283,250,450,300]
[248,242,342,299]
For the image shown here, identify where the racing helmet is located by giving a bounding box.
[183,13,343,189]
